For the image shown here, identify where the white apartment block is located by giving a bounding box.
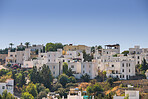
[94,44,136,80]
[0,79,14,95]
[5,48,31,66]
[128,46,148,65]
[68,61,98,79]
[97,55,135,80]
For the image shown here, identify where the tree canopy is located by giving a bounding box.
[45,43,63,52]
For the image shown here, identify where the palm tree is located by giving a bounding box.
[25,42,30,48]
[9,43,14,49]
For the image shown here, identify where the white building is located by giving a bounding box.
[5,48,31,66]
[67,88,83,99]
[0,79,14,95]
[94,44,136,80]
[97,55,135,80]
[114,90,139,99]
[30,44,44,51]
[128,46,148,65]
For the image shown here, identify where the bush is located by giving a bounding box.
[37,91,47,99]
[58,74,69,87]
[69,76,76,83]
[81,73,90,82]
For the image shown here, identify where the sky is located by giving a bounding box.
[0,0,148,51]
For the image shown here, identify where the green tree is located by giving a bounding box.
[55,88,67,98]
[121,50,129,56]
[91,46,95,53]
[30,66,40,83]
[81,73,90,82]
[140,58,148,71]
[93,83,103,95]
[21,92,34,99]
[82,50,93,62]
[2,90,16,99]
[25,42,30,48]
[107,77,114,87]
[69,76,76,83]
[26,83,38,98]
[21,72,26,86]
[36,83,45,93]
[37,91,47,99]
[45,43,63,52]
[9,43,14,49]
[15,73,23,87]
[58,74,69,87]
[52,83,63,91]
[66,68,73,77]
[86,86,93,95]
[102,71,106,81]
[97,45,102,49]
[63,62,68,74]
[40,64,53,88]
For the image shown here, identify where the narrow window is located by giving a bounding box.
[122,69,124,72]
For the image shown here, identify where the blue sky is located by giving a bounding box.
[0,0,148,51]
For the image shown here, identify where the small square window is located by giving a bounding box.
[53,71,55,74]
[71,65,74,68]
[83,71,85,73]
[2,86,5,89]
[53,66,55,69]
[122,63,124,67]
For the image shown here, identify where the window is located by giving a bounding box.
[89,65,91,68]
[129,63,130,67]
[116,71,118,74]
[10,55,13,57]
[2,86,5,89]
[89,70,91,73]
[71,65,74,68]
[49,55,50,57]
[53,66,55,69]
[122,69,124,72]
[83,65,85,68]
[129,69,130,72]
[53,71,55,74]
[137,56,140,59]
[112,65,114,67]
[48,59,50,62]
[122,63,124,67]
[123,75,124,78]
[63,60,65,62]
[7,86,12,90]
[126,63,128,67]
[83,71,85,73]
[41,55,43,57]
[112,71,115,74]
[116,75,118,78]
